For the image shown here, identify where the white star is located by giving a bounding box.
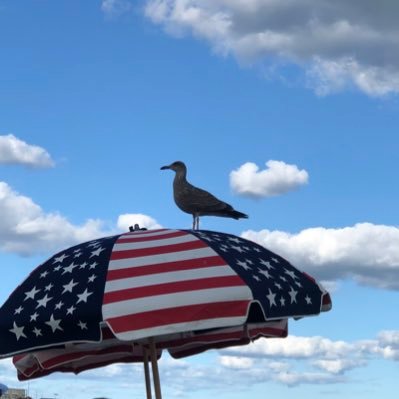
[89,262,99,269]
[236,260,251,270]
[24,286,41,301]
[30,312,39,322]
[55,301,64,310]
[62,279,79,294]
[79,262,88,269]
[9,322,26,341]
[288,287,298,304]
[87,240,100,248]
[66,305,76,315]
[54,265,62,272]
[45,314,63,333]
[253,275,261,282]
[285,269,298,280]
[266,289,277,307]
[44,283,54,292]
[274,282,283,290]
[53,253,69,263]
[74,251,83,258]
[231,245,245,253]
[14,306,23,315]
[228,236,241,244]
[36,294,53,309]
[258,269,272,279]
[253,247,261,252]
[271,257,280,263]
[260,259,274,270]
[77,288,93,304]
[280,297,286,306]
[305,295,312,305]
[33,327,42,337]
[295,281,303,288]
[90,247,105,257]
[40,270,49,279]
[78,321,88,330]
[88,274,97,283]
[62,262,78,274]
[245,258,253,265]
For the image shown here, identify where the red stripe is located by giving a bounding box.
[42,345,134,368]
[116,230,188,243]
[103,275,245,304]
[110,239,207,260]
[106,256,226,281]
[106,300,249,333]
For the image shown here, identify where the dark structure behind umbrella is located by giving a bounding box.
[0,228,331,399]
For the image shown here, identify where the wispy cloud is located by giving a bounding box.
[144,0,399,96]
[242,223,399,290]
[0,134,54,168]
[101,0,131,17]
[230,160,308,198]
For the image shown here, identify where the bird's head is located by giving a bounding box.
[160,161,187,173]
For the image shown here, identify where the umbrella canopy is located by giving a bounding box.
[0,228,331,395]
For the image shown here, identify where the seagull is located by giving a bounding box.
[161,161,248,230]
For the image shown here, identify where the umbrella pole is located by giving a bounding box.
[149,338,162,399]
[143,347,152,399]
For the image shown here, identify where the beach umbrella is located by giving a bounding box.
[0,228,331,398]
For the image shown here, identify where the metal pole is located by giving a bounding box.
[149,338,162,399]
[143,347,152,399]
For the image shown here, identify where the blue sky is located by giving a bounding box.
[0,1,398,398]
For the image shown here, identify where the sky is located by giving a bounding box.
[0,0,398,398]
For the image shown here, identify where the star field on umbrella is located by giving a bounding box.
[191,230,323,320]
[0,235,120,356]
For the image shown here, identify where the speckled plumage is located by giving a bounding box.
[161,161,248,229]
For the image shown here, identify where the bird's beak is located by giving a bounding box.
[160,165,170,170]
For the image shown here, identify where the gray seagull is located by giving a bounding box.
[161,161,248,230]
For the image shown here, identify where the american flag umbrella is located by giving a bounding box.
[0,228,331,399]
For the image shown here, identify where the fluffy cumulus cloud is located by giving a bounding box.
[230,160,308,198]
[144,0,399,96]
[0,181,162,256]
[117,213,163,231]
[241,223,399,290]
[0,134,54,168]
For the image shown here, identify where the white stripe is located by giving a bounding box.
[104,265,236,292]
[108,247,217,270]
[113,233,197,252]
[108,316,248,341]
[103,286,252,319]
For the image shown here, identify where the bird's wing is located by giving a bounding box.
[185,184,232,213]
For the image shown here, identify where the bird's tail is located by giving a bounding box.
[228,210,248,220]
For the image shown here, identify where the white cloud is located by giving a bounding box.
[220,330,399,385]
[219,355,253,369]
[117,213,163,231]
[230,160,308,198]
[0,181,162,256]
[101,0,131,17]
[241,222,399,290]
[0,134,54,168]
[144,0,399,96]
